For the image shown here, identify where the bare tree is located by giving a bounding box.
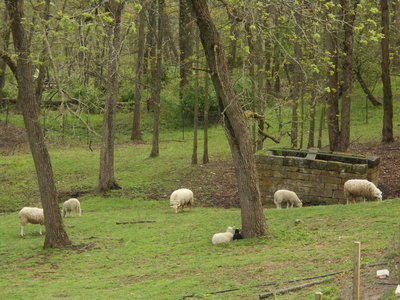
[5,0,71,249]
[186,0,268,238]
[380,0,394,143]
[97,0,125,192]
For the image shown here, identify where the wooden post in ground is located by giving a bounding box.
[353,241,361,300]
[315,292,323,300]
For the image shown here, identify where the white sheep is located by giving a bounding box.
[344,179,382,204]
[62,198,81,217]
[212,226,235,245]
[274,189,303,209]
[169,188,194,213]
[18,207,44,237]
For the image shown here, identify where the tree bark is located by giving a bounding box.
[203,72,209,164]
[380,0,394,143]
[179,0,194,97]
[337,0,358,152]
[192,36,199,164]
[326,28,340,151]
[354,67,381,106]
[186,0,267,238]
[5,0,71,249]
[131,1,146,142]
[97,0,125,192]
[0,9,10,98]
[149,0,164,158]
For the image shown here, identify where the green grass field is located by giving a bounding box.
[1,93,400,299]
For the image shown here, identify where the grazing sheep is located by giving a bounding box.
[169,188,194,213]
[344,179,382,204]
[274,189,303,209]
[233,228,243,240]
[62,198,81,217]
[18,207,44,237]
[212,226,235,245]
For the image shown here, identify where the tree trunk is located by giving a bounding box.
[337,0,358,152]
[131,1,146,142]
[290,11,303,149]
[354,67,381,106]
[149,0,165,158]
[179,0,193,98]
[6,0,71,249]
[192,37,199,164]
[307,96,316,149]
[203,72,209,164]
[186,0,267,238]
[163,15,179,63]
[380,0,394,143]
[0,9,10,99]
[318,105,325,149]
[97,0,124,192]
[144,0,157,77]
[326,28,340,151]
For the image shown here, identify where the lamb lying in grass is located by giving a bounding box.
[18,207,44,237]
[169,188,194,213]
[274,189,303,209]
[212,226,235,244]
[233,228,243,240]
[62,198,81,217]
[344,179,382,204]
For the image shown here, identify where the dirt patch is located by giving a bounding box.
[176,138,400,209]
[348,137,400,200]
[179,161,240,208]
[0,121,28,155]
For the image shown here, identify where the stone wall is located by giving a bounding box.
[256,149,380,206]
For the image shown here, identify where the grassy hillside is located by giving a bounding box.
[1,85,400,299]
[1,196,399,299]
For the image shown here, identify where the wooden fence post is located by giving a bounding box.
[353,241,361,300]
[315,292,323,299]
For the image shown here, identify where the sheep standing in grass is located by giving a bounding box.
[18,207,44,237]
[169,188,194,213]
[212,226,235,245]
[62,198,81,217]
[274,189,303,209]
[344,179,382,204]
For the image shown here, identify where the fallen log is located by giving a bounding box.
[116,220,155,225]
[259,277,333,299]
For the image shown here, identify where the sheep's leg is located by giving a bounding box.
[39,225,42,235]
[20,225,24,237]
[286,202,289,209]
[78,207,82,216]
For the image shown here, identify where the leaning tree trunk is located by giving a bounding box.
[186,0,267,238]
[354,64,381,106]
[380,0,394,143]
[6,0,71,249]
[131,0,146,142]
[97,0,125,192]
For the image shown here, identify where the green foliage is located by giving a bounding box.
[179,78,218,123]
